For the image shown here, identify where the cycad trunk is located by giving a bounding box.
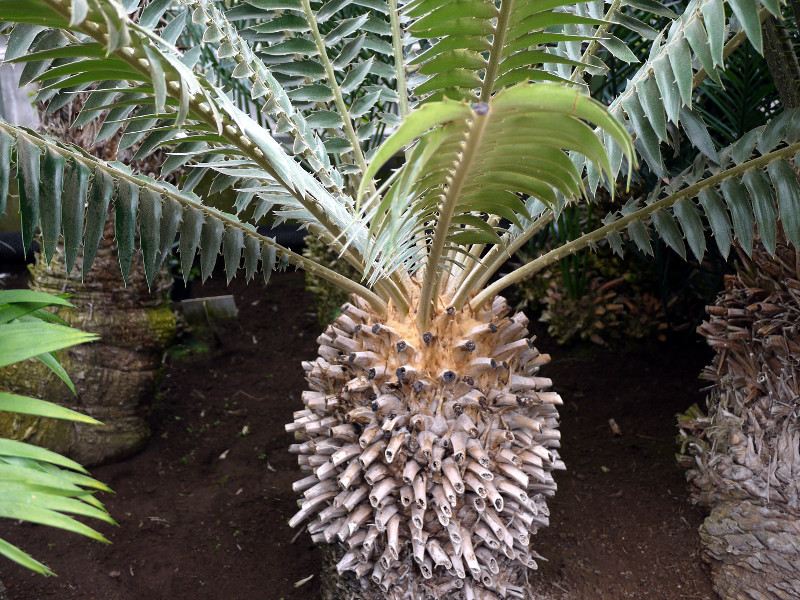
[0,217,174,465]
[289,290,563,599]
[679,227,800,599]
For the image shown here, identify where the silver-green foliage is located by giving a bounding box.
[0,289,112,575]
[0,0,797,333]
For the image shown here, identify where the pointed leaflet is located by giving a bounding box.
[16,136,41,256]
[622,94,663,175]
[243,235,260,282]
[200,216,224,283]
[698,188,732,260]
[114,179,139,285]
[673,199,706,262]
[62,159,89,276]
[82,170,113,280]
[138,189,162,288]
[179,207,203,284]
[742,170,776,256]
[222,226,243,283]
[700,0,725,67]
[39,149,65,265]
[679,107,718,163]
[720,178,754,256]
[667,37,693,109]
[652,53,680,125]
[637,75,667,143]
[651,209,685,259]
[627,220,653,255]
[768,161,800,250]
[261,243,276,285]
[683,17,722,86]
[727,0,762,54]
[0,130,12,219]
[157,196,183,271]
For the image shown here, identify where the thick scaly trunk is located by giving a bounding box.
[0,91,175,466]
[678,227,800,599]
[0,217,175,466]
[288,290,563,599]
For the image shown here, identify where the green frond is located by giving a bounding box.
[0,289,110,575]
[0,120,386,313]
[356,82,634,296]
[473,110,800,308]
[595,0,781,186]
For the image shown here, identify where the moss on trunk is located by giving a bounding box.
[0,219,175,466]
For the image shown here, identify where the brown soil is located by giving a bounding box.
[0,265,718,600]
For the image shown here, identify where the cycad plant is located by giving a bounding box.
[0,0,799,598]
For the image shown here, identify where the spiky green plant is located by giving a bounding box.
[0,1,799,598]
[0,289,112,575]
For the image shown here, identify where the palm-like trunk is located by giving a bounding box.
[289,290,563,599]
[679,227,800,599]
[0,99,175,466]
[0,217,174,465]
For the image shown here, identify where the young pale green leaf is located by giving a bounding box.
[742,169,776,256]
[35,350,76,396]
[0,392,102,425]
[720,178,754,256]
[0,438,86,473]
[40,149,65,264]
[357,100,472,202]
[0,537,53,576]
[0,322,96,369]
[768,160,800,250]
[698,188,732,260]
[114,179,139,285]
[0,500,108,543]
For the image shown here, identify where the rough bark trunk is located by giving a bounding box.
[678,227,800,599]
[0,218,175,466]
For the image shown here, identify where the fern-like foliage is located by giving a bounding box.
[0,0,797,327]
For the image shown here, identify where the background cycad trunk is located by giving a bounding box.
[679,226,800,599]
[0,100,176,466]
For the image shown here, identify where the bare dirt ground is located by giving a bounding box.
[0,265,718,599]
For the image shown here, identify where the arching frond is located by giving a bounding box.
[0,120,388,314]
[589,0,783,186]
[356,82,635,325]
[472,110,800,309]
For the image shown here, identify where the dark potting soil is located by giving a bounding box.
[0,265,718,600]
